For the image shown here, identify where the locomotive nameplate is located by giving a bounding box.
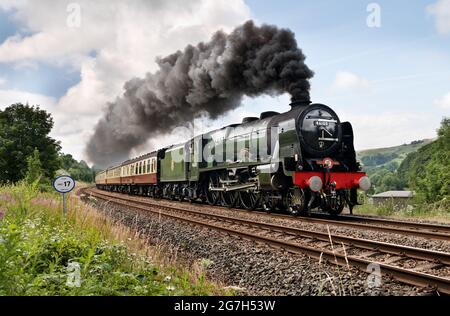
[314,121,329,127]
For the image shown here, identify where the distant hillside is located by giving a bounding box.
[357,139,434,172]
[356,139,435,194]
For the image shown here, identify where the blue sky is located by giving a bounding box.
[245,0,450,118]
[0,0,449,161]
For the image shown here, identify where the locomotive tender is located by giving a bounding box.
[96,101,370,216]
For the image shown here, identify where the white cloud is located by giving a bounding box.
[331,71,371,93]
[427,0,450,34]
[434,92,450,109]
[0,77,7,86]
[340,110,439,150]
[0,0,251,161]
[0,89,57,112]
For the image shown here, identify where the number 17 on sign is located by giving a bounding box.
[52,176,76,215]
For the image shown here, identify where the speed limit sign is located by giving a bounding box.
[52,176,76,193]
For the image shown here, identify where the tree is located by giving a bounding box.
[58,153,95,183]
[25,148,44,185]
[0,103,61,184]
[398,118,450,202]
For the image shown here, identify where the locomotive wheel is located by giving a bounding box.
[239,191,259,211]
[221,192,238,208]
[261,192,274,213]
[206,174,220,206]
[322,193,345,216]
[164,184,174,200]
[285,188,307,216]
[186,186,196,203]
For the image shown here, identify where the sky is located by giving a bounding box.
[0,0,449,164]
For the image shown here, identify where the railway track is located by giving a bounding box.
[276,213,450,241]
[154,193,450,241]
[83,188,450,295]
[311,213,450,235]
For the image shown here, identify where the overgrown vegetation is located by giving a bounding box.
[397,118,450,203]
[355,197,450,221]
[0,183,224,296]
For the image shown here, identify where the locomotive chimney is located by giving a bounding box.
[290,98,312,108]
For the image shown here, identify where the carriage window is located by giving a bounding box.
[140,162,143,174]
[146,160,149,173]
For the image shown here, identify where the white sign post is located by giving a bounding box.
[52,175,76,215]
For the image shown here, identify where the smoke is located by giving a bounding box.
[86,20,314,167]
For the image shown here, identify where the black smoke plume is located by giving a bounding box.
[86,20,314,167]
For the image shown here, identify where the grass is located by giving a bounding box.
[0,182,228,296]
[354,198,450,223]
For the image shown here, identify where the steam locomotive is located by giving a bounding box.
[95,101,370,216]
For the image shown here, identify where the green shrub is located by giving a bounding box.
[0,183,222,296]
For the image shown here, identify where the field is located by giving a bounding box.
[0,183,227,296]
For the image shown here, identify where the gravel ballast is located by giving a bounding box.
[81,193,436,296]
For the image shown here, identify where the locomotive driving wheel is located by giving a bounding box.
[221,191,239,208]
[206,174,220,206]
[239,191,260,211]
[285,188,307,216]
[218,172,238,208]
[261,191,276,213]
